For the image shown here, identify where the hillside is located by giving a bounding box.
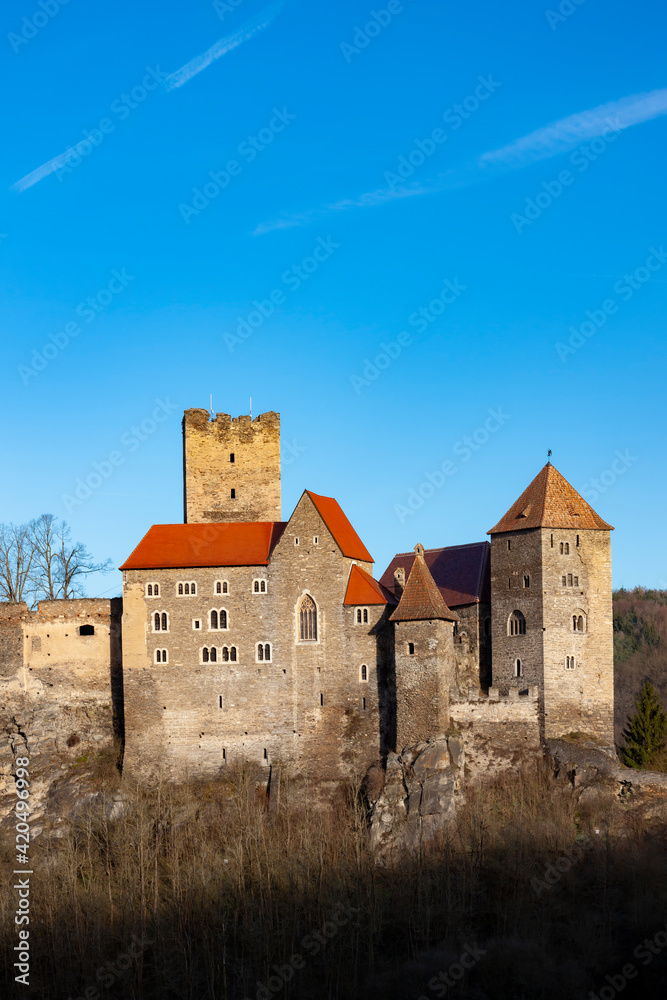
[614,588,667,747]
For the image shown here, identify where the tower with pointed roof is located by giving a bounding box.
[389,544,459,750]
[488,462,614,743]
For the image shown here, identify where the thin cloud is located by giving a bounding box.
[165,0,287,91]
[12,145,84,193]
[480,89,667,167]
[253,88,667,235]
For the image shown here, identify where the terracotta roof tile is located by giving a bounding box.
[488,463,613,534]
[120,522,286,570]
[305,491,373,562]
[380,542,490,608]
[343,564,397,606]
[390,545,458,622]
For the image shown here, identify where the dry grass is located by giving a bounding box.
[2,761,667,999]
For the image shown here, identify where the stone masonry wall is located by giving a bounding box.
[122,493,387,781]
[183,409,281,523]
[450,686,541,774]
[490,528,545,694]
[393,619,456,752]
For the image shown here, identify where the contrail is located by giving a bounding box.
[165,0,287,91]
[253,88,667,234]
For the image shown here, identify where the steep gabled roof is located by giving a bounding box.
[119,522,286,570]
[305,491,373,562]
[488,463,613,534]
[380,541,490,609]
[344,564,397,606]
[390,545,458,623]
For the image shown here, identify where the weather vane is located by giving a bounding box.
[547,449,552,458]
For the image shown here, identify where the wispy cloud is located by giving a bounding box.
[12,144,85,193]
[165,0,287,91]
[254,88,667,235]
[480,89,667,167]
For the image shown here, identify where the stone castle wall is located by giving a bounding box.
[393,618,456,752]
[183,409,281,523]
[450,686,541,774]
[122,493,388,781]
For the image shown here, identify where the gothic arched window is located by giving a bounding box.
[299,595,317,641]
[508,610,526,636]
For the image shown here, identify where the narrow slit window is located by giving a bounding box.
[567,573,573,587]
[223,646,229,662]
[360,664,368,681]
[319,693,323,707]
[230,453,235,463]
[408,642,415,655]
[574,576,579,587]
[219,609,227,629]
[264,643,271,661]
[257,643,264,661]
[523,575,530,588]
[161,613,167,632]
[210,647,217,663]
[230,647,237,662]
[202,647,209,663]
[562,576,566,587]
[219,696,223,708]
[515,658,523,677]
[230,489,236,499]
[363,608,368,623]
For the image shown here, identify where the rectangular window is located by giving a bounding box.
[562,576,566,587]
[230,489,236,499]
[567,573,573,586]
[574,576,579,587]
[320,693,323,706]
[230,453,235,463]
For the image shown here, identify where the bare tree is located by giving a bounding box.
[30,514,112,601]
[0,522,36,604]
[0,515,111,606]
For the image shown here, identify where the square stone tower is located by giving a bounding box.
[182,409,281,523]
[488,463,614,743]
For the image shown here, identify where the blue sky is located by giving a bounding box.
[1,0,665,597]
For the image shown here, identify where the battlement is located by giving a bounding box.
[183,408,281,524]
[450,685,540,704]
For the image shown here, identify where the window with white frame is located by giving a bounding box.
[153,611,169,632]
[508,610,526,636]
[146,582,160,597]
[355,607,369,624]
[215,580,229,595]
[253,579,267,594]
[209,608,228,631]
[256,642,272,662]
[298,594,317,641]
[565,655,576,669]
[222,645,237,662]
[360,663,368,682]
[573,613,586,633]
[177,581,197,596]
[192,619,201,631]
[154,648,168,664]
[514,658,523,677]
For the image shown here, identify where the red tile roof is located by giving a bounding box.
[120,522,286,570]
[343,564,397,606]
[488,463,613,534]
[380,542,490,609]
[305,491,373,562]
[390,545,458,622]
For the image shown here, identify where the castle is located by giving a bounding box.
[0,408,615,781]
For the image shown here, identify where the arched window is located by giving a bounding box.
[230,646,237,662]
[360,664,368,682]
[155,649,168,664]
[356,609,362,623]
[219,609,227,629]
[560,542,564,554]
[565,543,570,554]
[299,595,317,641]
[202,647,209,663]
[210,609,218,630]
[573,614,586,632]
[523,575,530,588]
[147,584,153,596]
[222,646,229,661]
[253,579,267,594]
[508,611,526,636]
[566,656,576,669]
[514,659,523,677]
[191,582,196,595]
[210,647,217,663]
[356,608,369,624]
[184,583,190,595]
[257,643,264,661]
[264,643,271,661]
[254,580,259,593]
[154,612,168,632]
[154,612,160,631]
[216,581,221,594]
[178,583,184,595]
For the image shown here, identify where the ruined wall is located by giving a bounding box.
[0,598,122,827]
[122,493,387,781]
[392,618,456,752]
[183,409,281,524]
[450,686,541,774]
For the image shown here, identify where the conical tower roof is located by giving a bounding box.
[390,544,458,622]
[488,463,613,534]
